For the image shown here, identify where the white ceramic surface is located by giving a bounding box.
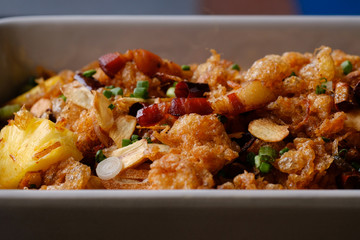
[1,16,360,240]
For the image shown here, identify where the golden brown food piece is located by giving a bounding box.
[149,154,214,189]
[275,138,333,189]
[192,49,236,88]
[154,114,238,173]
[231,171,283,190]
[18,171,43,189]
[41,157,91,190]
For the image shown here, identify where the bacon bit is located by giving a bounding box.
[154,72,183,82]
[174,81,210,98]
[74,73,104,90]
[136,102,170,127]
[33,142,62,160]
[168,98,213,116]
[227,93,245,115]
[99,52,127,78]
[9,154,16,162]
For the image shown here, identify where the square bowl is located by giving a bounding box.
[1,15,360,240]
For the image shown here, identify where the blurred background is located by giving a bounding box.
[1,0,360,17]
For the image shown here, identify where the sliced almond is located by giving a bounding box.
[93,91,114,131]
[61,81,94,109]
[109,115,137,147]
[345,109,360,131]
[248,118,289,142]
[109,139,148,169]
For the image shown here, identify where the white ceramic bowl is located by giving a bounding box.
[0,16,360,240]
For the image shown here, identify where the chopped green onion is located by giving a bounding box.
[105,85,115,89]
[136,80,149,89]
[290,71,297,77]
[95,149,106,163]
[341,60,352,75]
[83,69,97,78]
[59,94,67,102]
[254,155,262,168]
[145,137,152,143]
[279,147,289,155]
[110,87,123,96]
[339,149,348,156]
[216,114,227,124]
[321,136,330,143]
[166,87,176,98]
[315,84,326,94]
[130,93,135,98]
[122,139,132,147]
[173,82,178,87]
[351,162,360,172]
[259,146,277,159]
[259,162,271,173]
[133,87,148,99]
[108,104,115,110]
[0,104,21,120]
[131,134,139,142]
[231,64,240,71]
[246,152,256,166]
[181,65,190,71]
[103,90,113,99]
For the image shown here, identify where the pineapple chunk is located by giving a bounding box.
[0,109,82,189]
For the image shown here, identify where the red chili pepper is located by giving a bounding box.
[168,98,213,116]
[136,102,170,127]
[99,52,127,78]
[175,81,210,98]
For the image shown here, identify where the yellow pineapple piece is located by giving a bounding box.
[0,109,82,189]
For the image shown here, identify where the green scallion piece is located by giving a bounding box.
[216,114,227,124]
[254,155,262,168]
[246,152,256,166]
[131,134,139,142]
[133,87,148,99]
[341,60,352,75]
[259,162,271,173]
[315,84,326,95]
[321,136,330,143]
[111,87,123,96]
[259,146,277,159]
[95,149,106,163]
[0,104,21,120]
[83,69,97,78]
[108,104,115,110]
[145,137,152,143]
[231,64,240,71]
[181,65,190,71]
[290,72,297,77]
[279,147,289,155]
[59,94,67,102]
[136,80,149,89]
[103,90,113,99]
[122,139,132,147]
[105,85,115,89]
[166,87,176,98]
